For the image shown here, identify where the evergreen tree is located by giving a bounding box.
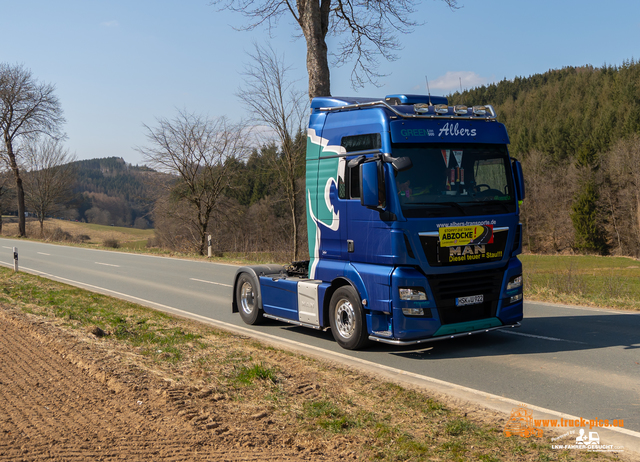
[570,142,608,253]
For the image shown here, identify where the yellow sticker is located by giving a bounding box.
[438,225,494,247]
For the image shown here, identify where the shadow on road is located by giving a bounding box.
[384,312,640,360]
[255,311,640,359]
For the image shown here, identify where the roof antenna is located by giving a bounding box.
[425,75,432,106]
[459,77,463,93]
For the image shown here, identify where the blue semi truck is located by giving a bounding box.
[232,94,525,350]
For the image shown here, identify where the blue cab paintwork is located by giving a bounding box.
[257,95,523,343]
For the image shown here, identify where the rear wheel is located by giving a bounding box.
[329,286,369,350]
[236,273,264,325]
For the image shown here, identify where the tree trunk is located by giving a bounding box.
[200,230,207,256]
[16,178,26,237]
[636,193,640,250]
[4,139,26,237]
[291,192,298,261]
[299,0,331,99]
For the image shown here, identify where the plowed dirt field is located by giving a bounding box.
[0,308,337,461]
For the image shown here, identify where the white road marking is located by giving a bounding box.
[190,278,232,288]
[2,246,12,249]
[37,252,50,256]
[95,262,120,267]
[498,330,587,344]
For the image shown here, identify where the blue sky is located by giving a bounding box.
[3,0,639,165]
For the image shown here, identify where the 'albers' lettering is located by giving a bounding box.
[438,122,476,137]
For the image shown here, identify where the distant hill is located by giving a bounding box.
[69,157,157,228]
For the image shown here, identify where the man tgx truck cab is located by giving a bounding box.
[232,94,525,350]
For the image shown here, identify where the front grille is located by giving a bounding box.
[420,228,508,267]
[427,268,504,325]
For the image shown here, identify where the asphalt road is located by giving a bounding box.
[1,238,639,442]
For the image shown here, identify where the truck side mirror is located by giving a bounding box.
[391,156,412,173]
[360,161,385,209]
[512,160,525,201]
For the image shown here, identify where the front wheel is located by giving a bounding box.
[236,273,264,325]
[329,286,369,350]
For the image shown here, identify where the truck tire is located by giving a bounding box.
[329,286,369,350]
[236,272,264,325]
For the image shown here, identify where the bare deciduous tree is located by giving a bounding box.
[521,150,574,253]
[237,43,306,260]
[212,0,459,98]
[138,111,252,255]
[0,63,65,236]
[602,135,640,256]
[22,138,76,236]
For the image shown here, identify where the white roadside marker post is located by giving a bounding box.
[208,234,212,258]
[13,247,18,272]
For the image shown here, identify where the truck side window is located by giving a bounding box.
[341,133,381,152]
[349,166,360,199]
[341,133,380,200]
[338,177,347,199]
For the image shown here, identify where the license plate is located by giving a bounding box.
[455,294,484,307]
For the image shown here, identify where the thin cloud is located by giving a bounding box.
[429,71,492,92]
[101,20,119,28]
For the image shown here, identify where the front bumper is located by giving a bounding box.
[368,321,521,346]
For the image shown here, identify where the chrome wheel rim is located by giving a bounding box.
[335,298,355,339]
[240,281,255,315]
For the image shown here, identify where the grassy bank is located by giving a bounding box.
[0,266,624,461]
[520,254,640,311]
[2,218,155,251]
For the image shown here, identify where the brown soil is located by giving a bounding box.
[0,308,337,461]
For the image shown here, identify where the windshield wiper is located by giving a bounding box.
[410,202,467,216]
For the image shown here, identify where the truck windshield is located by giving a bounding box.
[392,143,516,218]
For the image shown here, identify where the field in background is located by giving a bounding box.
[1,218,154,251]
[520,254,640,310]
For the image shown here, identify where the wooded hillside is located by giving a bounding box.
[451,60,640,160]
[451,60,640,256]
[69,157,156,228]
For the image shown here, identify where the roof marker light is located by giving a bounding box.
[434,104,449,114]
[414,103,430,114]
[472,105,487,116]
[454,105,468,115]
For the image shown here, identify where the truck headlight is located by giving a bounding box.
[507,275,523,291]
[399,287,427,301]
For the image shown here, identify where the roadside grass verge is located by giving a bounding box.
[520,254,640,311]
[0,266,623,461]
